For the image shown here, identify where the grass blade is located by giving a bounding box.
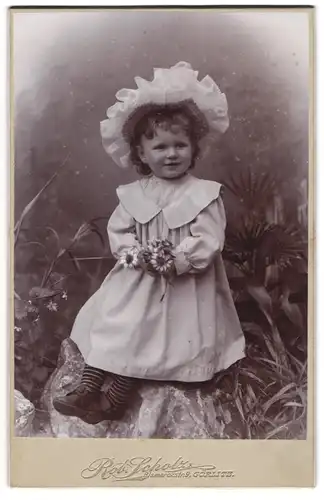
[14,154,69,244]
[240,369,266,386]
[67,250,81,272]
[235,396,246,423]
[266,423,289,439]
[284,402,303,408]
[263,382,296,414]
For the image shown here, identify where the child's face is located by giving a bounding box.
[138,126,193,179]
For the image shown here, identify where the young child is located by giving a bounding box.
[53,61,245,424]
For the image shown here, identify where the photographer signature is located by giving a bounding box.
[81,456,223,482]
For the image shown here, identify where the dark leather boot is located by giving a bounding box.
[79,391,128,425]
[53,384,103,420]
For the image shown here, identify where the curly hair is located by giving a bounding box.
[122,100,209,176]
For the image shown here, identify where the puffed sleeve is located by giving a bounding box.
[107,203,140,258]
[174,197,226,275]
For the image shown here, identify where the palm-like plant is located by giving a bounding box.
[224,216,306,281]
[222,168,307,367]
[224,170,281,215]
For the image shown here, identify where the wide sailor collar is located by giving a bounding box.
[116,174,223,229]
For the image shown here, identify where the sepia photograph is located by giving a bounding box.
[10,4,314,487]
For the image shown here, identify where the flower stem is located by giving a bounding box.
[160,277,168,302]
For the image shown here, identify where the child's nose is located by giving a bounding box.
[167,147,177,158]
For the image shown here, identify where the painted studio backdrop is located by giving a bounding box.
[13,9,309,438]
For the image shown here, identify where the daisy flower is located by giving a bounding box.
[146,238,172,253]
[150,249,175,274]
[119,247,140,269]
[46,300,58,312]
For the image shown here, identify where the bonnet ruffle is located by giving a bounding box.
[100,61,229,169]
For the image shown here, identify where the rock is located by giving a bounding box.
[14,390,35,436]
[42,338,230,438]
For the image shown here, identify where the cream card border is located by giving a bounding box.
[9,6,315,488]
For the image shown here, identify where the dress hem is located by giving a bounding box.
[81,336,246,383]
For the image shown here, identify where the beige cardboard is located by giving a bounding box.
[9,6,315,487]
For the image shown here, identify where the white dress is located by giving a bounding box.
[70,174,245,382]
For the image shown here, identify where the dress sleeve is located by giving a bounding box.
[174,197,226,275]
[107,203,140,258]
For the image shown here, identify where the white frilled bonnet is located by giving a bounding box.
[100,61,229,169]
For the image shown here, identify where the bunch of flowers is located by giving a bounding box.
[118,239,176,301]
[142,238,175,275]
[119,238,175,274]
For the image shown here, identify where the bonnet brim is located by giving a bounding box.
[100,61,229,169]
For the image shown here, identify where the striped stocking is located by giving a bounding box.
[81,364,106,392]
[105,374,137,407]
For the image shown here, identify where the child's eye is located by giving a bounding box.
[176,143,188,148]
[153,144,166,150]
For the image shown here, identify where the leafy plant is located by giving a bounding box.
[14,165,109,405]
[212,332,307,439]
[216,167,307,438]
[222,167,307,366]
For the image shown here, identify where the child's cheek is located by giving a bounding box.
[155,151,164,161]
